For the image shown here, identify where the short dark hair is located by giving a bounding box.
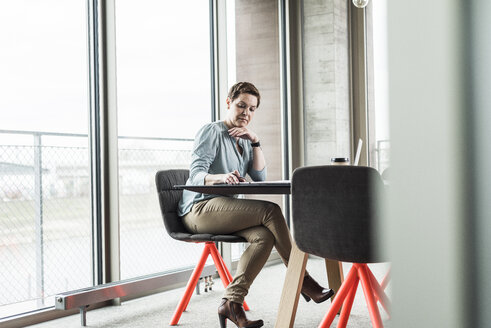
[227,82,261,108]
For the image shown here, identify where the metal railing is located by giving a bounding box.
[0,129,194,318]
[1,129,390,319]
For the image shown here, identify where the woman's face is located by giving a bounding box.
[226,93,258,128]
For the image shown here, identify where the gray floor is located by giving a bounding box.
[30,258,391,327]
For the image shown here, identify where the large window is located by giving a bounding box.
[0,0,289,323]
[115,0,213,279]
[0,0,90,317]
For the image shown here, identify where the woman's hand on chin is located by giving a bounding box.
[228,127,259,143]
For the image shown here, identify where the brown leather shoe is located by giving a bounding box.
[218,298,264,328]
[301,275,334,303]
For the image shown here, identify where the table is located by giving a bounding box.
[174,181,291,195]
[176,181,345,327]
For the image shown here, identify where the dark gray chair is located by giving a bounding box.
[155,169,249,326]
[291,165,390,328]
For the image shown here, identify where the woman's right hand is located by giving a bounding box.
[219,170,246,185]
[205,170,246,185]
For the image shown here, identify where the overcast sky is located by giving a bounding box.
[0,0,211,142]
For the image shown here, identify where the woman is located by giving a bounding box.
[178,82,333,328]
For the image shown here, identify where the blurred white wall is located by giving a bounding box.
[385,0,491,326]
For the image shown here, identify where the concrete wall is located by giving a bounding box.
[302,0,350,165]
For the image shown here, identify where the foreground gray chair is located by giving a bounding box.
[276,165,390,328]
[155,169,250,326]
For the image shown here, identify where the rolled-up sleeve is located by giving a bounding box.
[247,147,267,181]
[248,166,267,181]
[189,125,218,185]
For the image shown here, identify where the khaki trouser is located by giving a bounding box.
[182,196,293,304]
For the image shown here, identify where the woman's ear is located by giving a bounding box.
[226,97,231,109]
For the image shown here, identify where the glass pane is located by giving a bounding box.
[371,0,390,173]
[226,0,284,261]
[115,0,212,279]
[0,0,91,317]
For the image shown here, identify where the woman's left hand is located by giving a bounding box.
[228,127,259,143]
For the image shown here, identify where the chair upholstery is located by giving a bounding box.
[155,169,246,243]
[290,165,389,328]
[291,165,384,263]
[155,169,250,325]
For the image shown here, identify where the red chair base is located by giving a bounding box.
[319,263,391,328]
[169,242,249,325]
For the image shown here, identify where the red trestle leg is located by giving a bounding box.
[218,250,233,284]
[209,243,233,288]
[337,276,360,328]
[169,243,211,326]
[356,264,384,328]
[216,246,250,311]
[367,267,391,317]
[182,287,192,312]
[380,267,391,290]
[183,243,213,312]
[318,265,358,328]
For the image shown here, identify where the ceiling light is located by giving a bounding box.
[352,0,369,8]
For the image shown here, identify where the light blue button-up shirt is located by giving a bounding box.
[178,121,267,217]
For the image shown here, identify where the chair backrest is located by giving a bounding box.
[291,165,383,263]
[155,169,192,240]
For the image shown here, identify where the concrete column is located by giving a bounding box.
[302,0,350,165]
[234,0,282,182]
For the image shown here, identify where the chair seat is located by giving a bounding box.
[170,232,247,243]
